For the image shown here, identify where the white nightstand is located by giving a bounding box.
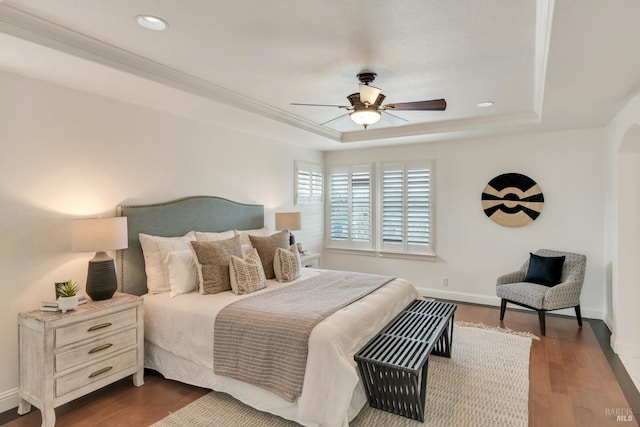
[18,292,144,427]
[300,253,321,268]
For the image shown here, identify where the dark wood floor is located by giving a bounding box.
[2,302,638,427]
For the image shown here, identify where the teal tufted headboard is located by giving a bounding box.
[116,196,264,296]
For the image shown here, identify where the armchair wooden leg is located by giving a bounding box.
[500,299,507,321]
[538,310,546,336]
[575,305,583,328]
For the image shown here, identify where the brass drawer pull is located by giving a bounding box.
[89,366,112,378]
[87,322,112,332]
[88,343,113,354]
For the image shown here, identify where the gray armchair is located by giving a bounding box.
[496,249,587,335]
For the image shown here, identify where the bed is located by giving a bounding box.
[116,196,420,427]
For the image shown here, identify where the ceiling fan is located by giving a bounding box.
[291,72,447,129]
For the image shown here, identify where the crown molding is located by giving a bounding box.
[340,112,541,143]
[0,4,341,141]
[0,1,552,145]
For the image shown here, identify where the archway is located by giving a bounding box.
[613,124,640,357]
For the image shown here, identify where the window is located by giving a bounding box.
[328,164,372,249]
[381,161,433,255]
[295,161,323,204]
[327,160,434,257]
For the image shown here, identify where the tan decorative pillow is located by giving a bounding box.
[229,248,266,295]
[190,236,241,294]
[274,245,302,282]
[249,230,290,279]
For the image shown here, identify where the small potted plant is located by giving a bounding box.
[56,280,79,313]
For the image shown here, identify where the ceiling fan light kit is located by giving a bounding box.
[350,109,381,128]
[291,71,447,130]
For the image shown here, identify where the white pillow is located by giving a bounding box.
[233,227,270,247]
[274,245,302,282]
[139,231,195,294]
[195,230,235,242]
[165,250,198,297]
[229,248,266,295]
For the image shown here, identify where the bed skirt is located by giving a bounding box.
[145,341,365,427]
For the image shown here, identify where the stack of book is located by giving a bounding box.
[39,295,88,312]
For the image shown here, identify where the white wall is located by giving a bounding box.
[324,129,606,318]
[603,95,640,357]
[0,70,323,411]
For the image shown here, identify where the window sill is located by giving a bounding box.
[325,247,436,261]
[325,247,377,257]
[378,251,437,261]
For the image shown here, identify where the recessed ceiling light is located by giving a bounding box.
[477,101,494,108]
[136,15,168,31]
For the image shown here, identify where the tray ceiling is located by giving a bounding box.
[0,0,639,148]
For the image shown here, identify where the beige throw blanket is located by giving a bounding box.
[213,270,394,402]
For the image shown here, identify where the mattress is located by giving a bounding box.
[143,268,420,427]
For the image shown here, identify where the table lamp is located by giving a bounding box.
[72,217,128,300]
[275,211,301,246]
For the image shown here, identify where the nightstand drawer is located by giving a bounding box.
[55,307,137,348]
[55,328,137,372]
[56,349,137,397]
[300,254,320,268]
[303,258,319,268]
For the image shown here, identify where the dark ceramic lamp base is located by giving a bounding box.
[86,252,117,301]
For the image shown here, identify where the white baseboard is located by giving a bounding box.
[0,387,18,414]
[604,313,614,332]
[611,336,640,358]
[416,287,604,320]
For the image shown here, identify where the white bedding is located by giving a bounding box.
[143,268,420,427]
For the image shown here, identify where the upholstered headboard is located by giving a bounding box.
[116,196,264,296]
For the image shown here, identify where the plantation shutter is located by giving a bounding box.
[350,165,371,243]
[382,165,404,246]
[329,165,372,248]
[295,161,323,204]
[310,164,323,203]
[381,161,432,254]
[407,168,430,248]
[329,166,349,241]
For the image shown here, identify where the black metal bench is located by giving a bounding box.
[354,299,457,422]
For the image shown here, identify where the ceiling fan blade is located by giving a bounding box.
[320,113,349,126]
[290,103,350,109]
[381,111,409,126]
[384,99,447,111]
[359,84,382,106]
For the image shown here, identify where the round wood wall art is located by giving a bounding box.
[481,173,544,227]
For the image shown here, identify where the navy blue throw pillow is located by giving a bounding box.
[524,253,565,286]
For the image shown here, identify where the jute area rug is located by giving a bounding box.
[152,323,535,427]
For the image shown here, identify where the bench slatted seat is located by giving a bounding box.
[354,299,456,422]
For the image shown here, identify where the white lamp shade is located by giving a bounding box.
[72,217,128,252]
[275,211,302,231]
[359,84,382,105]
